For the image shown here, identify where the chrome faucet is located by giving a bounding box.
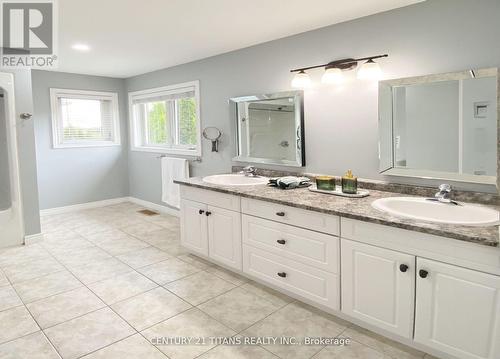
[435,184,452,202]
[240,166,257,177]
[428,184,459,205]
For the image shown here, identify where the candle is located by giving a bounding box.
[316,176,336,191]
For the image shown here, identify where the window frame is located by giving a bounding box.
[128,80,202,156]
[50,88,121,149]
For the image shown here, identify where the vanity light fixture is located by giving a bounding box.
[321,67,344,84]
[291,70,312,88]
[357,59,383,80]
[291,54,388,87]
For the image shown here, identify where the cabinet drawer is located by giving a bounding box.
[241,198,339,235]
[242,214,339,273]
[180,185,240,211]
[243,245,339,310]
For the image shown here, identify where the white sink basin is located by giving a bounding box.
[202,174,268,186]
[372,197,499,226]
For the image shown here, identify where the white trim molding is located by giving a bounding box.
[24,233,44,245]
[40,197,130,216]
[39,197,179,217]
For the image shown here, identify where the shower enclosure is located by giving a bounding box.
[0,72,24,248]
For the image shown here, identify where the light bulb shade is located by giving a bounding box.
[357,59,382,80]
[321,67,344,84]
[291,71,311,88]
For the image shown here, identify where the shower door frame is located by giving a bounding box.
[0,72,25,247]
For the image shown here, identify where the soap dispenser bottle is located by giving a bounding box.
[341,170,358,194]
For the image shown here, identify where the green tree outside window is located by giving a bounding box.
[178,97,197,145]
[147,101,168,144]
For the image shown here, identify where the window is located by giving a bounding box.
[50,88,120,148]
[129,81,201,156]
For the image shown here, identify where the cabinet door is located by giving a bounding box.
[180,199,208,256]
[415,258,500,359]
[341,239,415,338]
[207,206,242,270]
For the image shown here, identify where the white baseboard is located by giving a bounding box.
[24,233,44,245]
[127,197,180,217]
[39,196,179,217]
[40,197,129,216]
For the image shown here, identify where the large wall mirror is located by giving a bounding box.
[379,68,498,187]
[230,90,305,167]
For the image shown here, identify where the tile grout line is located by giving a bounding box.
[6,269,64,359]
[73,332,140,359]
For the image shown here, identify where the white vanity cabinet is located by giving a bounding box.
[341,239,415,338]
[179,187,242,270]
[179,185,500,359]
[341,218,500,359]
[414,258,500,359]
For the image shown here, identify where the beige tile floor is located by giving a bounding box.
[0,202,441,358]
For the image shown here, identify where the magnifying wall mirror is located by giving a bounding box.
[203,127,222,152]
[230,90,305,167]
[378,67,499,187]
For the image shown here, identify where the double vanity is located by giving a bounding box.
[176,174,500,359]
[174,65,500,359]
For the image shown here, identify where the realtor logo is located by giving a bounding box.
[1,0,58,68]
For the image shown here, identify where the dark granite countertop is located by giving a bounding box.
[175,177,500,247]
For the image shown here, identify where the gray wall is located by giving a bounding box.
[32,70,129,210]
[125,0,500,205]
[3,69,41,235]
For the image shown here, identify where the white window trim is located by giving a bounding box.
[50,88,121,149]
[128,80,202,156]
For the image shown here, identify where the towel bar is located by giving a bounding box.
[156,154,202,162]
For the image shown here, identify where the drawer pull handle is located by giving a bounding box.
[198,209,205,215]
[277,272,287,278]
[419,269,429,278]
[205,211,212,216]
[277,239,286,245]
[399,264,409,272]
[276,212,285,217]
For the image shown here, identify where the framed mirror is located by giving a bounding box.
[378,68,498,187]
[230,90,305,167]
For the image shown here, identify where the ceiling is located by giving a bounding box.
[57,0,422,78]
